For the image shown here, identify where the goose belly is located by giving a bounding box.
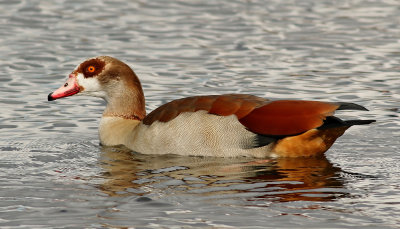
[128,111,273,157]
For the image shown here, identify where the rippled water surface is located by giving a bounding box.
[1,0,399,228]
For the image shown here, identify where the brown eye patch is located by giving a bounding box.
[78,58,105,78]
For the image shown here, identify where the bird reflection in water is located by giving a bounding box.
[97,146,349,204]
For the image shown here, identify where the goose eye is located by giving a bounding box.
[87,66,96,73]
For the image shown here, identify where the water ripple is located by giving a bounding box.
[0,0,399,228]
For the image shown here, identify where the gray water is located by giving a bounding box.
[0,0,399,228]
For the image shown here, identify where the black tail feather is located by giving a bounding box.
[318,116,375,130]
[343,119,376,126]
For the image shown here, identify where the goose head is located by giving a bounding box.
[48,56,146,120]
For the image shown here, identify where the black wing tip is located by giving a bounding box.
[336,102,369,111]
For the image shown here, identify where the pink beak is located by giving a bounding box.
[48,74,81,101]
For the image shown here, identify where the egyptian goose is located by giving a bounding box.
[48,56,375,158]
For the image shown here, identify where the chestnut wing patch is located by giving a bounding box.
[239,100,340,136]
[142,94,268,125]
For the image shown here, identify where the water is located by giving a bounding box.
[0,0,399,228]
